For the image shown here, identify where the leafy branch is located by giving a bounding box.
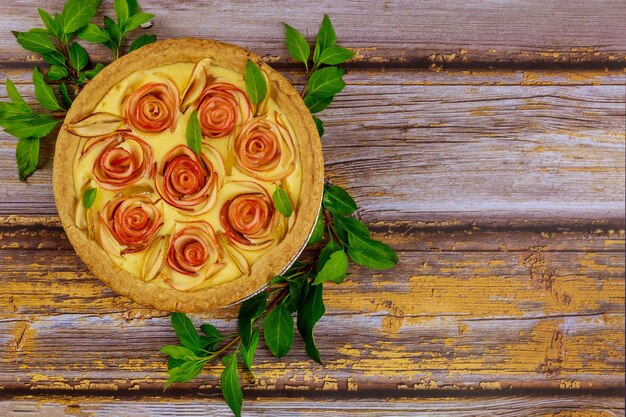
[161,16,396,417]
[1,0,156,181]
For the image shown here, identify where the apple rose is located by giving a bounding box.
[196,82,252,139]
[233,112,297,181]
[220,181,286,250]
[162,222,225,291]
[80,132,153,191]
[124,81,179,133]
[155,144,225,213]
[95,195,163,255]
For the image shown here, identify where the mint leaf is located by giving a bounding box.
[186,110,202,156]
[84,63,105,80]
[313,14,336,63]
[16,137,40,181]
[307,208,324,246]
[13,30,56,54]
[125,12,154,32]
[317,46,354,65]
[317,239,342,271]
[104,16,121,50]
[238,292,268,347]
[59,83,73,108]
[263,304,293,358]
[127,0,140,16]
[82,187,97,209]
[61,0,99,35]
[5,80,30,109]
[165,360,205,388]
[46,65,69,81]
[200,323,222,340]
[272,188,293,217]
[297,283,325,364]
[244,60,267,106]
[313,116,324,137]
[240,329,259,373]
[304,94,333,113]
[308,67,345,98]
[347,232,398,270]
[2,114,58,140]
[78,23,109,43]
[170,313,203,350]
[220,353,243,417]
[313,250,348,285]
[69,42,89,71]
[322,184,356,216]
[160,344,200,361]
[0,103,32,119]
[33,67,62,111]
[43,51,67,67]
[283,23,310,69]
[333,215,370,241]
[38,9,60,38]
[129,34,156,52]
[114,0,130,28]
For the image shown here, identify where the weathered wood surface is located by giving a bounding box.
[2,0,626,66]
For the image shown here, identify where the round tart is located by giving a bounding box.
[53,39,324,312]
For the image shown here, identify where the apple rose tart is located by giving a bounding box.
[54,39,323,312]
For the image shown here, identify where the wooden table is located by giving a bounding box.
[1,1,625,415]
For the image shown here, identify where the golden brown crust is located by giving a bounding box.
[53,38,323,312]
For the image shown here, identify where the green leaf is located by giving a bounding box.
[286,279,303,313]
[317,46,354,65]
[304,94,333,113]
[313,250,348,285]
[308,67,345,98]
[5,79,30,109]
[0,103,32,120]
[313,116,324,137]
[15,137,40,181]
[43,51,67,67]
[297,283,325,364]
[307,208,324,246]
[347,233,398,270]
[38,9,60,38]
[160,344,199,360]
[1,114,58,140]
[200,323,222,340]
[46,65,69,81]
[263,305,293,358]
[244,60,267,106]
[129,34,156,52]
[114,0,130,28]
[240,329,259,374]
[313,14,336,63]
[167,357,185,370]
[322,184,356,216]
[272,188,293,217]
[59,83,73,108]
[69,42,89,71]
[84,62,105,80]
[317,239,342,271]
[32,67,62,111]
[125,12,154,32]
[126,0,140,16]
[185,110,202,155]
[333,216,370,241]
[78,23,109,43]
[220,353,243,417]
[170,313,203,350]
[13,30,56,54]
[238,292,269,347]
[103,16,121,50]
[61,0,99,35]
[82,187,97,209]
[165,360,205,388]
[283,23,310,69]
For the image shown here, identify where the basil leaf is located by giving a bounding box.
[283,23,310,68]
[125,13,154,32]
[15,137,40,181]
[32,67,62,111]
[238,292,268,347]
[114,0,129,28]
[304,94,333,114]
[38,9,60,38]
[160,344,199,360]
[5,80,30,110]
[272,188,293,217]
[308,67,345,98]
[43,51,67,67]
[78,23,109,43]
[313,14,336,63]
[170,313,203,350]
[186,110,202,156]
[240,328,259,374]
[313,250,348,285]
[347,233,398,270]
[307,208,324,246]
[59,83,73,108]
[317,46,354,65]
[297,283,325,364]
[2,114,58,140]
[129,34,156,52]
[322,184,356,216]
[263,304,293,358]
[46,65,69,81]
[13,30,56,54]
[244,60,267,106]
[61,0,99,35]
[82,187,97,209]
[69,42,89,71]
[313,116,324,137]
[165,360,205,388]
[220,353,243,417]
[317,239,341,271]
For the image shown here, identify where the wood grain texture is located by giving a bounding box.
[1,0,626,66]
[1,395,625,416]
